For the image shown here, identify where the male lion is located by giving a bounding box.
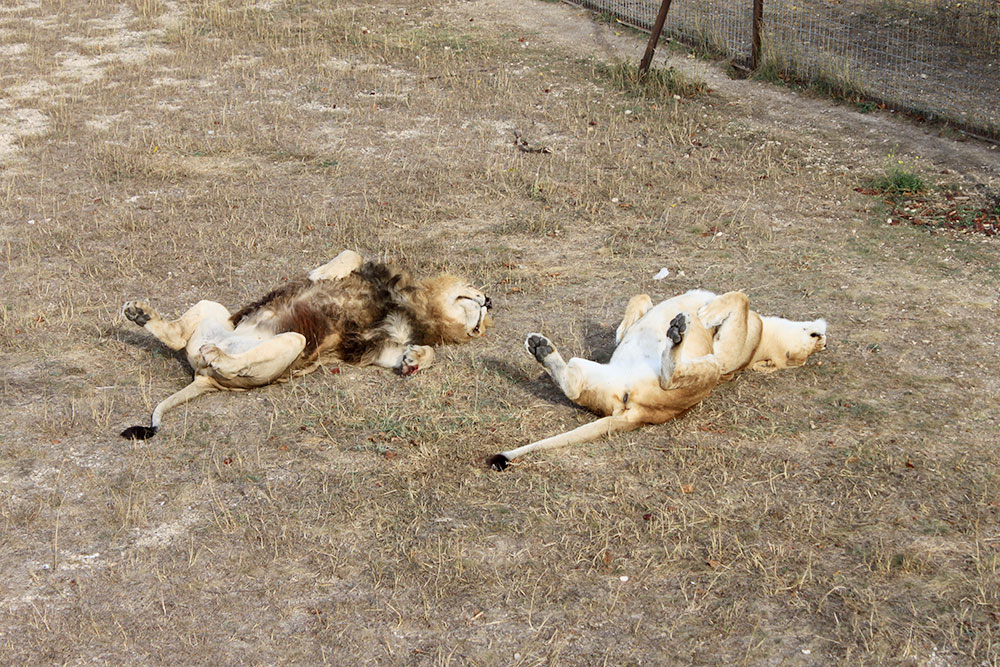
[120,250,492,439]
[488,289,825,470]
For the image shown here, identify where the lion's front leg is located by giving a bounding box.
[308,249,363,282]
[659,312,721,390]
[366,341,435,375]
[399,345,434,376]
[122,299,230,351]
[658,312,685,389]
[697,291,761,376]
[663,355,722,391]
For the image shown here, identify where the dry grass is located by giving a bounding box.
[1,0,999,664]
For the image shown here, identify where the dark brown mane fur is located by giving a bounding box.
[228,261,442,366]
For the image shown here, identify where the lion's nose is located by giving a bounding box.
[484,296,493,310]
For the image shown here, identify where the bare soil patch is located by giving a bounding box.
[1,0,998,663]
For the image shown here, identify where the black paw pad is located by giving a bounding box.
[526,334,553,362]
[667,313,687,345]
[487,453,510,471]
[124,305,151,327]
[121,425,158,440]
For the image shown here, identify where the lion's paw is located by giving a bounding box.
[697,301,731,329]
[667,312,688,346]
[308,250,363,282]
[199,344,222,365]
[400,345,434,376]
[525,333,554,363]
[122,300,154,327]
[199,344,246,378]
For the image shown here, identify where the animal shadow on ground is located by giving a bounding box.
[580,318,616,362]
[480,318,616,409]
[106,325,190,371]
[482,357,576,407]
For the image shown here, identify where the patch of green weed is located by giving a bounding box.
[869,163,925,196]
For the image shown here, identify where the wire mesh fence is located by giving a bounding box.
[568,0,1000,137]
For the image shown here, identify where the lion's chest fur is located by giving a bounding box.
[230,263,429,366]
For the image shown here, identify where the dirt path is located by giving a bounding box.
[466,0,1000,185]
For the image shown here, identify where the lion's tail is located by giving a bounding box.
[488,415,640,471]
[120,375,218,440]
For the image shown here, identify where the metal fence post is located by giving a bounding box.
[638,0,675,77]
[751,0,763,70]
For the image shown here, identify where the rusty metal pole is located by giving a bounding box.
[751,0,764,70]
[638,0,675,77]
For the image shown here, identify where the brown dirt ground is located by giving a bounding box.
[1,0,998,664]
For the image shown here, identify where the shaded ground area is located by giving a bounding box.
[1,0,998,663]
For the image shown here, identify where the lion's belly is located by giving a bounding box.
[600,292,719,423]
[619,293,715,356]
[612,318,715,373]
[625,382,714,425]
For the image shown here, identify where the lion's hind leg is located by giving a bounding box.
[123,300,230,351]
[525,333,591,401]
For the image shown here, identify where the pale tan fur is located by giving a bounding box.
[490,290,826,469]
[120,250,492,438]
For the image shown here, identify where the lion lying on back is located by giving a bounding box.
[489,289,826,470]
[120,250,492,439]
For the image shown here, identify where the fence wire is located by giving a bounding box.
[569,0,1000,136]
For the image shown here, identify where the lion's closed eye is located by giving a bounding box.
[457,293,486,307]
